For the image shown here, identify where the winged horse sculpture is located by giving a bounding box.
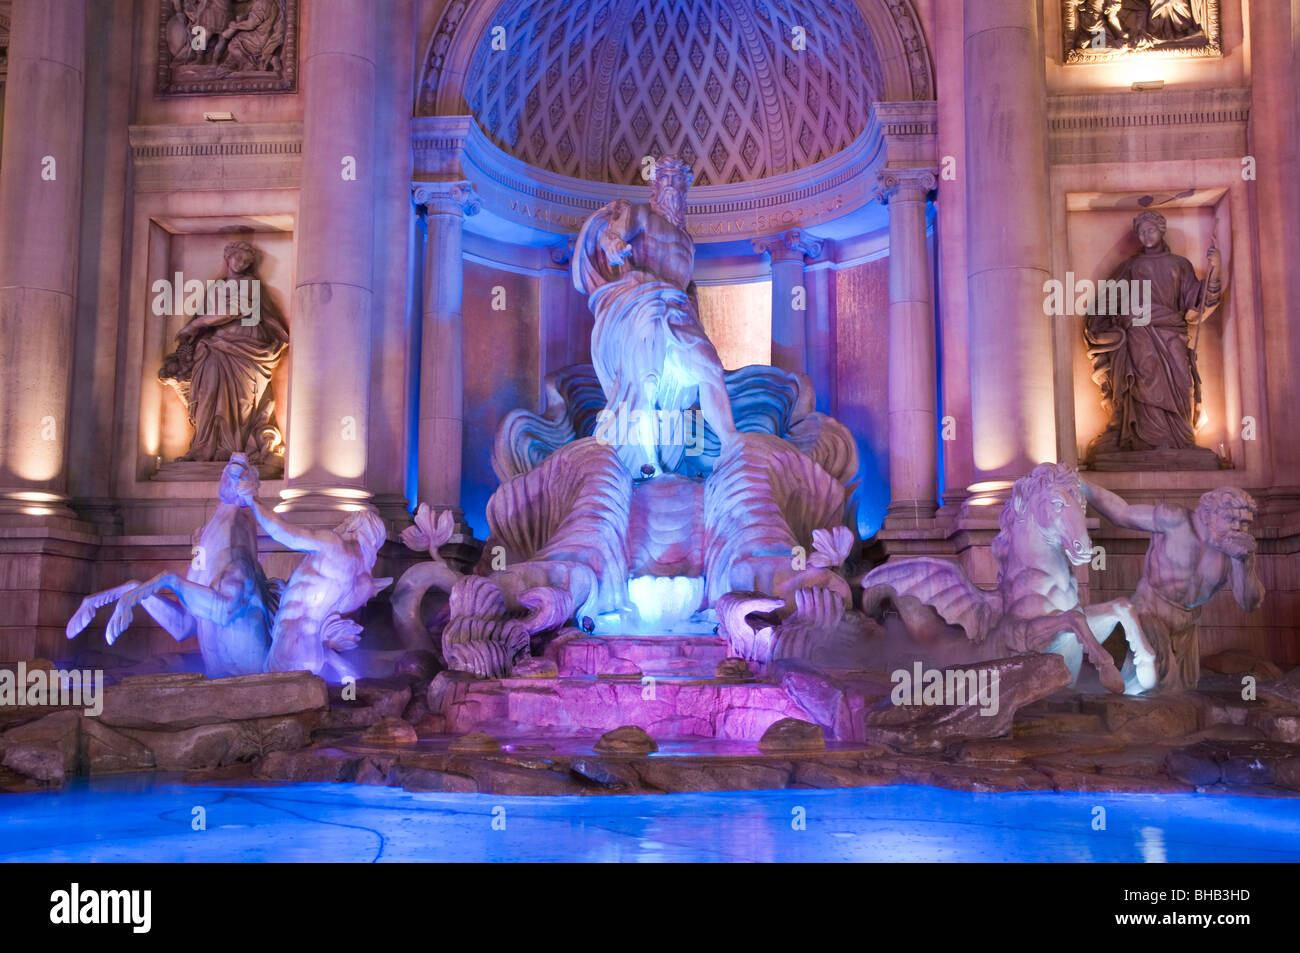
[860,463,1157,694]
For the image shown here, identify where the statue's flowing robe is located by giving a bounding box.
[574,200,717,473]
[184,0,232,37]
[1147,0,1203,41]
[1085,248,1209,453]
[223,0,283,70]
[184,292,289,463]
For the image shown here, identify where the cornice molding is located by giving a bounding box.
[1047,87,1250,164]
[413,113,891,244]
[128,122,302,192]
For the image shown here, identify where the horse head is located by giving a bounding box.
[996,463,1091,568]
[217,453,258,505]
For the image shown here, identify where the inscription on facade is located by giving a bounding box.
[506,195,846,240]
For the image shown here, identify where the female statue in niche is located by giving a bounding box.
[1084,210,1220,461]
[159,240,290,467]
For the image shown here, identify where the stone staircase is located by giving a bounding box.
[426,629,815,742]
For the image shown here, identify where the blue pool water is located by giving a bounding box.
[2,780,1298,862]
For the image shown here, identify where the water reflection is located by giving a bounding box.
[2,780,1297,863]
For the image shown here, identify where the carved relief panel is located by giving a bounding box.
[1062,0,1222,64]
[156,0,298,96]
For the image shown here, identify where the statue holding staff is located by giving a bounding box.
[1084,210,1221,461]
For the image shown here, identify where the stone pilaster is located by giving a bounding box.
[413,181,479,516]
[752,229,823,375]
[876,167,939,524]
[539,236,580,403]
[963,0,1055,498]
[0,0,88,521]
[280,0,378,521]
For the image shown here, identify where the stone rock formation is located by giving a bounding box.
[594,725,658,755]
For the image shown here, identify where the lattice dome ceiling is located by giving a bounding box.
[464,0,885,186]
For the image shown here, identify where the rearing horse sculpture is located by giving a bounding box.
[861,463,1157,694]
[65,454,275,677]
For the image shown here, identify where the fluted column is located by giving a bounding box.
[877,168,939,523]
[0,0,87,519]
[753,229,823,375]
[281,0,377,519]
[413,181,479,514]
[963,0,1055,496]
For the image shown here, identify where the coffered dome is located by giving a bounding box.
[463,0,886,186]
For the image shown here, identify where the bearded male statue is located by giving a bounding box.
[1082,480,1263,691]
[572,154,739,474]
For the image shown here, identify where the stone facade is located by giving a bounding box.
[0,0,1296,676]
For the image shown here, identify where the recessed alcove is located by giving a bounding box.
[1055,176,1264,493]
[120,205,296,536]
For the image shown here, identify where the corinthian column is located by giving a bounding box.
[963,0,1055,495]
[0,0,87,519]
[280,1,377,520]
[876,168,939,523]
[413,181,479,515]
[753,229,823,375]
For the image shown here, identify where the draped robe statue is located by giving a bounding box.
[572,155,738,474]
[160,241,289,466]
[216,0,285,73]
[1084,210,1220,460]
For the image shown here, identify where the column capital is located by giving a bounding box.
[752,228,824,262]
[413,180,481,217]
[547,234,577,266]
[873,167,938,205]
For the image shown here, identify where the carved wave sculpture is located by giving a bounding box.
[704,432,853,608]
[491,366,605,482]
[492,363,858,485]
[436,438,633,677]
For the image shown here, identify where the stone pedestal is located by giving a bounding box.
[1086,447,1223,472]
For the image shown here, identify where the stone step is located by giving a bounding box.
[429,671,811,742]
[545,632,730,678]
[1012,711,1106,737]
